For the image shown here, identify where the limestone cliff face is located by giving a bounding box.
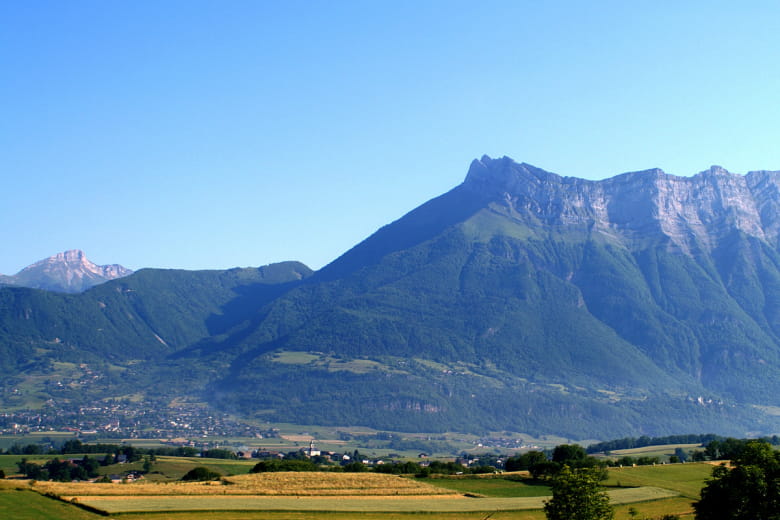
[1,250,132,293]
[464,155,780,254]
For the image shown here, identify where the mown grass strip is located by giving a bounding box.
[421,476,552,497]
[64,494,545,514]
[0,489,101,520]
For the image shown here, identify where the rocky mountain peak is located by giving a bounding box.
[60,249,87,262]
[39,249,89,268]
[1,250,133,293]
[701,165,732,176]
[464,155,562,198]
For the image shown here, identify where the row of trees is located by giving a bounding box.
[586,434,724,454]
[1,439,228,460]
[701,437,769,461]
[506,444,607,479]
[16,456,101,481]
[15,449,158,480]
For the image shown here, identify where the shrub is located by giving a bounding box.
[250,459,317,473]
[181,467,222,481]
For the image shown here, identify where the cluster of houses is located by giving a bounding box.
[240,441,500,470]
[0,402,282,440]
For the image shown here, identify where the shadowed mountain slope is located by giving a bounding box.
[0,262,312,373]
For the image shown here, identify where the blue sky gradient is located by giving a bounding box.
[2,1,780,273]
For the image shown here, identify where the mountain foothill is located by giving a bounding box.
[4,155,780,439]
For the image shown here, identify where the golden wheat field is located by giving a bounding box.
[28,471,455,497]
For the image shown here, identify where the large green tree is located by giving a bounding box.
[544,465,613,520]
[694,440,780,519]
[505,450,547,472]
[552,444,588,464]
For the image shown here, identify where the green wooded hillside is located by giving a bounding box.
[5,157,780,439]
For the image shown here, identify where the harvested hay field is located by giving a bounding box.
[68,494,466,514]
[32,471,454,497]
[224,472,455,495]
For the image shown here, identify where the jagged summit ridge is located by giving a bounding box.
[1,249,133,293]
[27,249,130,278]
[463,155,780,253]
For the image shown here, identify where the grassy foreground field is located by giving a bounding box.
[0,488,99,520]
[0,463,713,519]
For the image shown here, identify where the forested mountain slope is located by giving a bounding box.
[195,157,780,436]
[0,262,311,373]
[5,156,780,438]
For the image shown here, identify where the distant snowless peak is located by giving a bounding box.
[2,249,133,293]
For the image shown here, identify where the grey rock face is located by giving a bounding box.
[465,155,780,254]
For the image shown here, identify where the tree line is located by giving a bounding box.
[16,455,102,481]
[587,434,718,454]
[0,439,229,459]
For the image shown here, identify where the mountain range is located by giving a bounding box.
[4,155,780,439]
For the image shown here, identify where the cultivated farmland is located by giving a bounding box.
[0,462,715,519]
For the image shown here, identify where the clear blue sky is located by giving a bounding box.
[2,1,780,274]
